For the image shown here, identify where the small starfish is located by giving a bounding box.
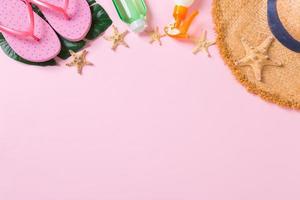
[66,50,92,75]
[104,25,129,51]
[192,30,216,57]
[236,36,282,81]
[148,27,166,45]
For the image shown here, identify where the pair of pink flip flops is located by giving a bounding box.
[0,0,92,62]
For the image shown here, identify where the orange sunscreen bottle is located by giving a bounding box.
[164,0,199,39]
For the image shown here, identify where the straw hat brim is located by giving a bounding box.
[212,0,300,109]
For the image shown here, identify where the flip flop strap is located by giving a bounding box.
[0,0,39,41]
[30,0,70,20]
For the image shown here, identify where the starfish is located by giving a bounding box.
[66,50,92,75]
[104,25,129,51]
[148,27,166,45]
[236,36,282,81]
[192,30,216,57]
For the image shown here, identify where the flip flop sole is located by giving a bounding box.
[38,0,92,42]
[0,0,61,62]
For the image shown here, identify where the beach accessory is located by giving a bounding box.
[29,0,92,42]
[0,0,60,62]
[66,49,92,74]
[0,1,111,65]
[148,27,166,46]
[192,30,216,57]
[164,0,199,39]
[213,0,300,109]
[104,25,129,51]
[268,0,300,53]
[112,0,147,33]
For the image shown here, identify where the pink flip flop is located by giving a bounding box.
[29,0,92,42]
[0,0,61,62]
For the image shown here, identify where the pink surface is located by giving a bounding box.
[1,0,300,200]
[35,0,92,41]
[1,0,60,62]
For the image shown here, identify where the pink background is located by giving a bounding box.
[1,0,300,199]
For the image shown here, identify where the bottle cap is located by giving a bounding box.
[130,19,147,33]
[174,0,194,7]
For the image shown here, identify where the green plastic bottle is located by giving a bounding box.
[112,0,147,33]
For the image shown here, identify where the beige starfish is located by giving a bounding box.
[148,27,166,45]
[104,25,129,51]
[236,36,282,81]
[66,50,92,75]
[192,30,216,57]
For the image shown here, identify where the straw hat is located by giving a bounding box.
[213,0,300,109]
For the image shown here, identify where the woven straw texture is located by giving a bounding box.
[213,0,300,109]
